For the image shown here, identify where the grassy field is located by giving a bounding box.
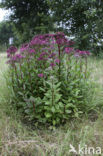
[0,53,103,155]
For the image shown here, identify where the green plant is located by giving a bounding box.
[6,32,91,126]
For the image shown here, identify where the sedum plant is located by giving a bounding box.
[6,32,91,126]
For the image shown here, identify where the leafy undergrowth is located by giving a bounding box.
[0,53,103,155]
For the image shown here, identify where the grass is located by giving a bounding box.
[0,53,103,155]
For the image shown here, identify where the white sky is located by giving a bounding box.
[0,8,10,21]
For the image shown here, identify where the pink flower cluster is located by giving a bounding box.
[28,49,36,54]
[38,73,44,78]
[30,34,51,46]
[64,48,90,56]
[12,54,25,62]
[75,50,90,56]
[7,46,17,58]
[6,32,91,77]
[54,32,75,46]
[29,32,74,48]
[65,47,74,54]
[20,43,29,52]
[7,54,25,64]
[7,46,24,64]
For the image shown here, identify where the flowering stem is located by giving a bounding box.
[11,66,15,90]
[76,57,78,70]
[52,78,54,106]
[27,58,32,91]
[67,55,71,82]
[19,63,25,91]
[85,57,87,79]
[19,63,23,80]
[14,64,19,87]
[58,45,61,80]
[80,57,82,72]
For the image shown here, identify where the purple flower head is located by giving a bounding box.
[30,38,43,46]
[7,53,11,58]
[12,54,25,63]
[7,46,17,55]
[51,40,56,46]
[20,43,29,52]
[55,37,68,46]
[50,63,56,67]
[76,50,90,56]
[40,52,48,57]
[50,44,55,50]
[54,32,68,46]
[76,49,80,53]
[65,47,74,54]
[28,49,36,54]
[85,51,90,56]
[37,56,47,61]
[38,73,44,78]
[55,59,60,64]
[30,34,50,46]
[6,54,24,65]
[74,53,80,58]
[37,56,44,61]
[56,38,66,45]
[48,52,56,58]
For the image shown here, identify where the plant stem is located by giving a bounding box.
[14,64,19,87]
[58,45,61,81]
[85,57,87,79]
[80,57,82,72]
[27,58,32,91]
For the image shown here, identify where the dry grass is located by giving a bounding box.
[0,54,103,155]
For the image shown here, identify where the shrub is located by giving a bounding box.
[6,32,91,126]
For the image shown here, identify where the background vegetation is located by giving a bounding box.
[0,0,103,54]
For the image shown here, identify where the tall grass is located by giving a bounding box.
[0,53,103,155]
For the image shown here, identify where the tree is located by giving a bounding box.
[49,0,103,54]
[0,21,14,46]
[0,0,54,43]
[1,0,103,54]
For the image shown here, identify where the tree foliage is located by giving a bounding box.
[0,0,54,43]
[0,21,14,46]
[0,0,103,54]
[49,0,103,54]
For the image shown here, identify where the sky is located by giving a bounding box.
[0,8,10,21]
